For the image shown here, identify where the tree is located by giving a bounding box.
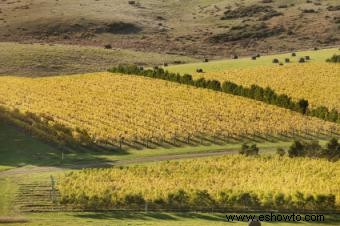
[167,189,189,209]
[288,140,304,157]
[302,140,322,157]
[190,190,214,210]
[323,138,340,160]
[240,144,259,156]
[276,148,285,157]
[297,99,309,114]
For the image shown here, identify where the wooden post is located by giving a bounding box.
[50,175,56,203]
[145,202,148,213]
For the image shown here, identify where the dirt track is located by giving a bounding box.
[0,149,238,177]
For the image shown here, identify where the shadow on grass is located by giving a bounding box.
[74,211,228,222]
[73,212,340,225]
[0,122,128,171]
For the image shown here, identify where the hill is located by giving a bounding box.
[0,72,338,150]
[0,0,339,58]
[0,42,197,76]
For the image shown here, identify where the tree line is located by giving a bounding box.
[240,138,339,161]
[108,65,339,123]
[287,138,340,160]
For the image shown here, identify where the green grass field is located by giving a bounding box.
[0,121,333,172]
[166,48,340,74]
[1,212,340,226]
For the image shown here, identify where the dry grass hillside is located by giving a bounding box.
[0,0,339,58]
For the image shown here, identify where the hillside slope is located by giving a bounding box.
[0,0,339,58]
[0,72,338,149]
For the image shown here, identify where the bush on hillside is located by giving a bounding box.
[326,54,340,63]
[240,144,259,156]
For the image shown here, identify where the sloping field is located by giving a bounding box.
[166,48,340,73]
[0,73,338,147]
[0,42,197,76]
[185,62,340,111]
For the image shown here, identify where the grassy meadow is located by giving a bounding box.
[0,42,197,76]
[166,48,340,74]
[2,212,340,226]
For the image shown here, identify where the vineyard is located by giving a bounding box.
[0,73,338,149]
[188,63,340,111]
[58,155,340,211]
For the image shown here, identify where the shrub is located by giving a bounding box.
[326,54,340,63]
[204,58,209,62]
[303,140,322,157]
[124,193,145,208]
[327,5,340,11]
[196,68,204,73]
[288,140,304,157]
[240,144,259,156]
[291,52,296,56]
[252,56,257,60]
[221,5,280,20]
[297,99,309,114]
[190,190,214,210]
[104,44,112,49]
[302,9,316,13]
[305,56,310,60]
[211,23,285,42]
[277,148,286,156]
[299,58,305,63]
[323,138,340,160]
[167,189,189,209]
[272,58,279,63]
[285,58,290,63]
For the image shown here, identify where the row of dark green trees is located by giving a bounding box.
[288,138,340,160]
[108,65,339,123]
[62,189,336,212]
[240,138,340,161]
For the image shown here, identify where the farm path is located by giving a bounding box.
[0,149,238,177]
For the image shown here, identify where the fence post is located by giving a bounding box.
[145,202,148,213]
[50,175,56,204]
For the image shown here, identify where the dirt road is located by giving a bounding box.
[0,149,238,177]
